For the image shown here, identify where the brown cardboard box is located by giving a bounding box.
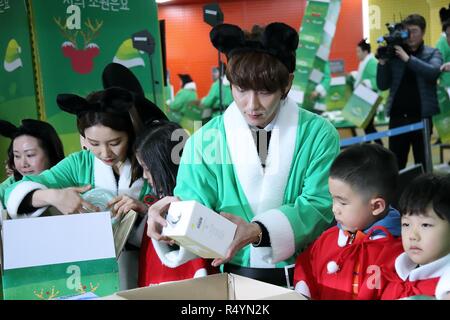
[102,273,305,300]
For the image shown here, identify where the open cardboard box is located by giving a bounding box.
[0,210,137,300]
[102,273,305,300]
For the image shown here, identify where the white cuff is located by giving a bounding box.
[315,84,327,97]
[253,209,295,264]
[294,280,311,299]
[151,238,199,268]
[435,268,450,300]
[6,181,48,219]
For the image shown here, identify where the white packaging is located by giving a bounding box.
[162,201,237,259]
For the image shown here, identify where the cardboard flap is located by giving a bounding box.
[112,273,229,300]
[2,212,115,270]
[113,210,138,258]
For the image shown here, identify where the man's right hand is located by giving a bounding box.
[146,196,180,243]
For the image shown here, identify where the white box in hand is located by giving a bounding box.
[162,201,237,259]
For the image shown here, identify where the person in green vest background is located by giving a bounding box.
[350,38,383,145]
[435,5,450,145]
[200,65,234,119]
[168,74,198,124]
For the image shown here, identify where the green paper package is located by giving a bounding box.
[342,83,382,129]
[325,76,352,111]
[1,213,119,300]
[434,86,450,144]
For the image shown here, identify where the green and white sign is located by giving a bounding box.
[29,0,165,154]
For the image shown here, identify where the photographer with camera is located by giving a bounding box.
[377,14,442,170]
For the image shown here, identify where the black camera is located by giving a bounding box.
[375,23,409,60]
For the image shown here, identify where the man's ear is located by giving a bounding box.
[370,197,387,216]
[281,73,294,99]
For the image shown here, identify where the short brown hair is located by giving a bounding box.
[225,51,290,93]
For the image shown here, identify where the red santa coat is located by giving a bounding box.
[294,226,403,300]
[379,253,450,300]
[138,224,218,286]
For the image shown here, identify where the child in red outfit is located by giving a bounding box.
[379,174,450,300]
[294,144,404,299]
[135,121,217,286]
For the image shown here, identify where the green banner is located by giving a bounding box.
[2,258,119,300]
[29,0,165,155]
[0,0,38,181]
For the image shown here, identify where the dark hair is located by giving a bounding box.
[135,121,188,197]
[357,38,371,53]
[1,119,65,181]
[398,173,450,221]
[330,144,399,205]
[443,18,450,32]
[77,90,141,184]
[226,51,290,95]
[403,14,426,32]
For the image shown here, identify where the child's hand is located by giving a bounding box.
[107,195,147,218]
[146,196,179,243]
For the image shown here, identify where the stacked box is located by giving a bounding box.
[293,0,342,107]
[325,76,352,111]
[341,84,382,129]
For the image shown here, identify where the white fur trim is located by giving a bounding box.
[223,97,299,217]
[354,53,373,87]
[314,84,327,97]
[252,209,295,265]
[184,82,197,91]
[327,261,339,274]
[94,157,118,194]
[222,75,230,86]
[151,238,199,268]
[395,252,450,281]
[6,181,48,219]
[337,229,348,247]
[435,266,450,300]
[193,268,208,278]
[295,280,311,299]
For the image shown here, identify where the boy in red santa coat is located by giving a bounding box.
[379,174,450,300]
[293,144,404,299]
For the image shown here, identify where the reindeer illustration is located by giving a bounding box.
[54,17,103,74]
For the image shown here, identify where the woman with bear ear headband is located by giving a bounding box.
[3,87,158,291]
[146,22,340,288]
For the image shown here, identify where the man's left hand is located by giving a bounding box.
[395,45,410,62]
[211,213,261,267]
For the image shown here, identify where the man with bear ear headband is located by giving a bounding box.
[147,22,340,288]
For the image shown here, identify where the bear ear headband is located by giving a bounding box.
[0,120,18,139]
[440,5,450,23]
[210,22,299,73]
[56,86,134,116]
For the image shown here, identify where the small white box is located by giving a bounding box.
[162,201,237,259]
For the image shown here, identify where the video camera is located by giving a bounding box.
[375,22,409,60]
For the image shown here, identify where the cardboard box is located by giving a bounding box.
[342,83,382,129]
[0,210,137,300]
[162,201,237,259]
[102,273,305,300]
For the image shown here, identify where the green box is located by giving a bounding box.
[304,0,330,20]
[325,77,352,111]
[1,213,120,300]
[342,84,382,128]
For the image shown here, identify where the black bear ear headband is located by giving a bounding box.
[210,22,299,73]
[440,5,450,24]
[0,119,53,140]
[56,86,133,117]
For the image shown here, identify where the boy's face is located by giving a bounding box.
[401,208,450,265]
[329,177,379,233]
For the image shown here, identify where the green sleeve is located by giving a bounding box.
[201,81,219,109]
[365,58,379,91]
